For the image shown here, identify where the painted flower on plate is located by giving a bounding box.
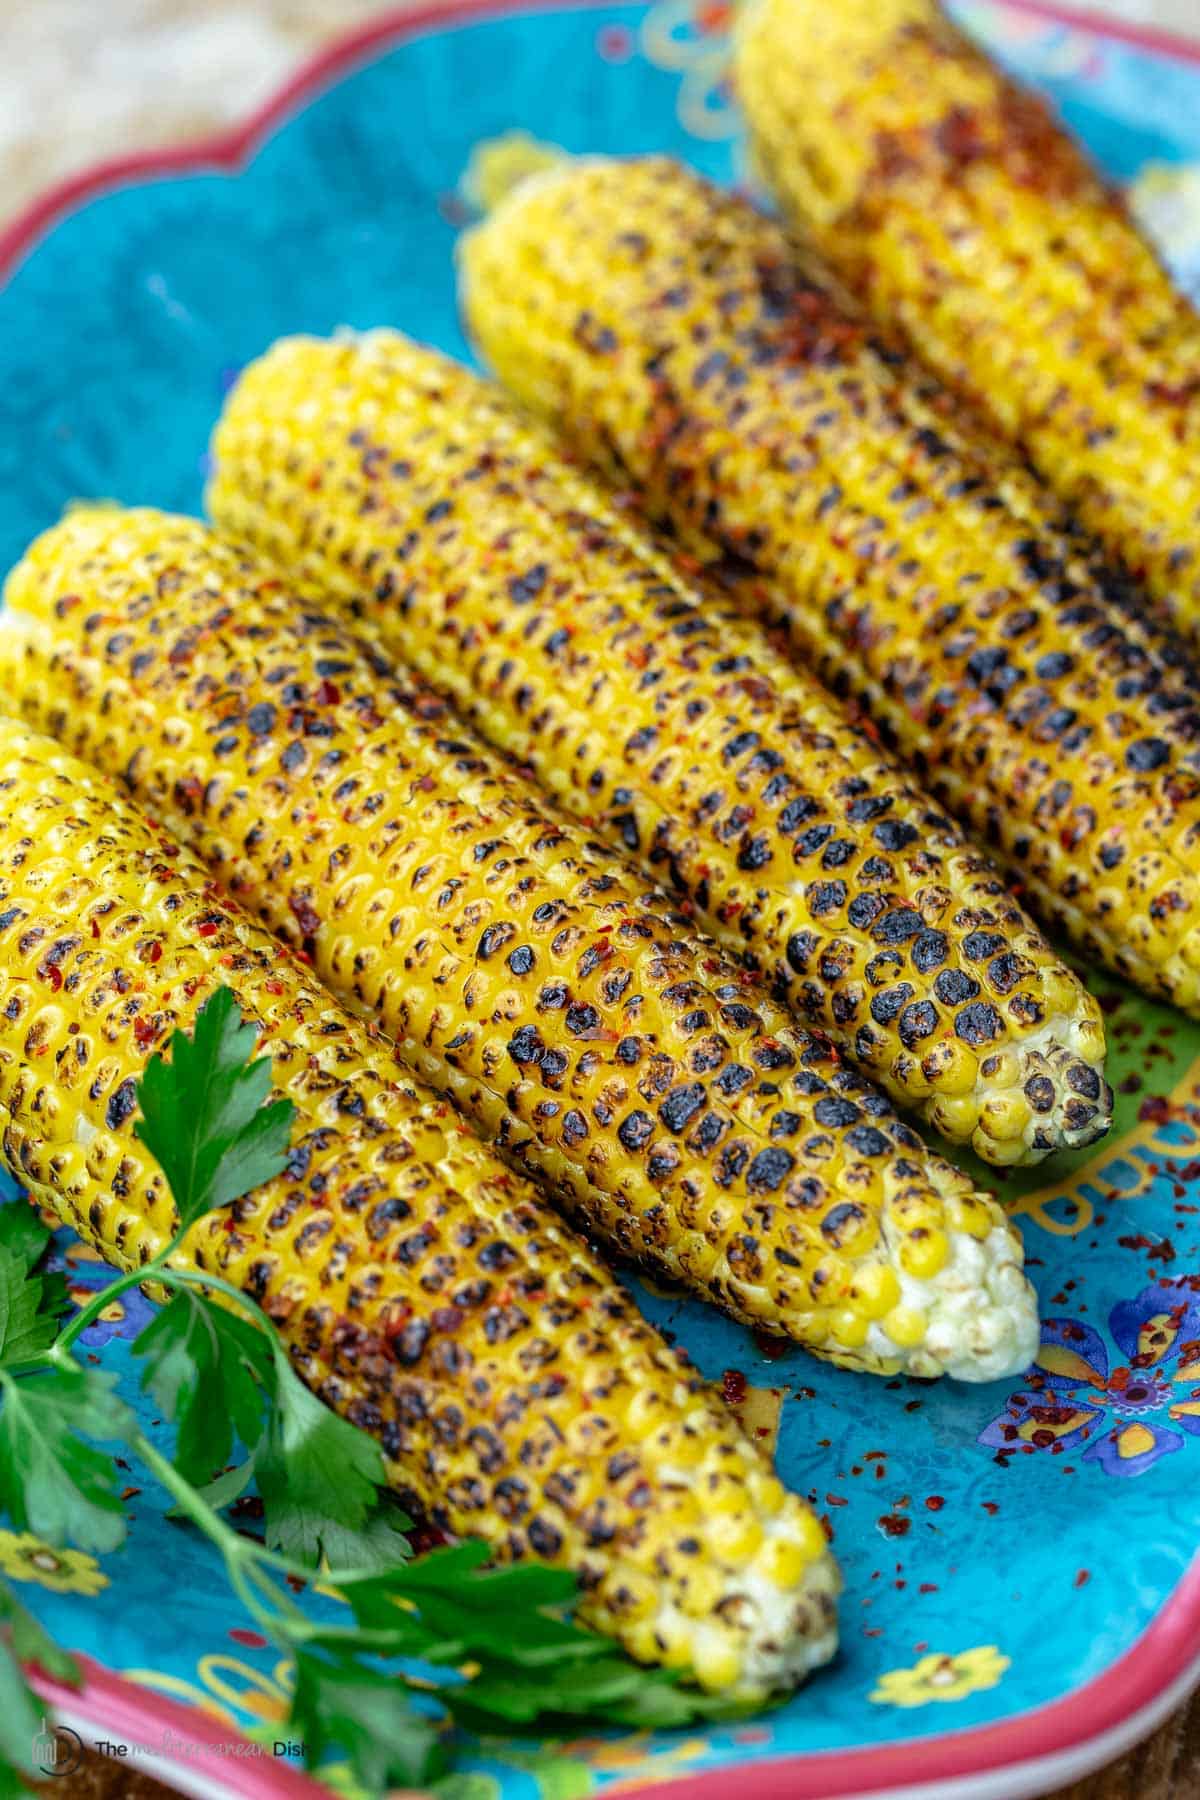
[871,1646,1010,1708]
[979,1276,1200,1477]
[0,1530,108,1596]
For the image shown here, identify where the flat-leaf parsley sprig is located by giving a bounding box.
[0,988,731,1797]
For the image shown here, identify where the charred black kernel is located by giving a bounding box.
[105,1077,138,1130]
[615,1036,641,1065]
[1068,1065,1102,1100]
[0,908,23,933]
[280,742,305,773]
[738,833,771,872]
[1098,842,1124,869]
[786,930,819,973]
[831,990,859,1025]
[477,923,514,960]
[246,702,276,737]
[755,1043,795,1071]
[778,795,820,833]
[822,838,855,869]
[873,818,919,851]
[508,1025,544,1066]
[723,730,759,763]
[720,1003,758,1031]
[808,880,847,916]
[618,1110,655,1150]
[528,1518,563,1556]
[987,952,1028,994]
[508,563,548,604]
[507,944,535,975]
[561,1109,589,1147]
[394,1319,430,1365]
[956,1001,1004,1047]
[967,646,1008,684]
[659,1083,705,1133]
[539,983,568,1009]
[860,856,893,883]
[769,1110,802,1137]
[848,892,886,929]
[692,1113,726,1151]
[963,931,1006,961]
[865,950,904,985]
[813,1095,859,1129]
[934,968,979,1005]
[478,1239,518,1271]
[846,1124,889,1157]
[911,930,949,974]
[746,1146,794,1191]
[715,1063,753,1096]
[821,1201,864,1245]
[795,823,834,856]
[565,1003,600,1036]
[870,983,913,1025]
[899,1000,939,1046]
[846,794,890,823]
[540,1049,569,1080]
[1126,738,1170,772]
[872,908,922,944]
[1036,651,1074,680]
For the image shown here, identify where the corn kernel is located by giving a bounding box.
[692,1637,744,1693]
[899,1229,949,1280]
[848,1262,901,1318]
[882,1303,929,1348]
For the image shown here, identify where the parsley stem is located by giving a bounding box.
[53,1258,169,1354]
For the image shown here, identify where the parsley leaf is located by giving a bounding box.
[0,1208,51,1275]
[289,1651,443,1793]
[0,1579,78,1791]
[255,1346,397,1569]
[0,1248,63,1371]
[0,1367,133,1553]
[135,987,294,1234]
[133,1290,272,1484]
[0,1584,78,1691]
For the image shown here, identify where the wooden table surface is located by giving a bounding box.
[3,3,1198,1797]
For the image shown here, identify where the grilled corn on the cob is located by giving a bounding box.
[734,0,1200,641]
[209,330,1109,1171]
[0,716,840,1693]
[0,506,1040,1381]
[456,154,1200,1019]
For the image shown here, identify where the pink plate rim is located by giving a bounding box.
[5,1,1200,1795]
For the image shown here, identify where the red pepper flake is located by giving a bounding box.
[878,1513,911,1538]
[314,679,340,706]
[862,1627,883,1638]
[825,1493,848,1507]
[924,1495,945,1511]
[119,1486,141,1502]
[1074,1569,1091,1589]
[1138,1095,1172,1126]
[133,1018,159,1051]
[228,1629,268,1649]
[721,1368,747,1406]
[919,1582,938,1594]
[981,1501,1000,1515]
[197,922,218,938]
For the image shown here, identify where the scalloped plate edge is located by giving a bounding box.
[3,3,1200,1797]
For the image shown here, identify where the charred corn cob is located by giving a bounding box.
[734,0,1200,640]
[209,331,1109,1173]
[0,716,840,1693]
[456,154,1200,1020]
[0,506,1040,1381]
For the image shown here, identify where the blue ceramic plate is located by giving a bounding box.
[3,4,1200,1797]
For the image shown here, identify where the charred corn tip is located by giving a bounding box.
[464,130,567,215]
[0,712,841,1696]
[0,504,1041,1387]
[948,1010,1112,1165]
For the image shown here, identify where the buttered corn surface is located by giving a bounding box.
[209,331,1110,1172]
[0,505,1040,1382]
[0,717,841,1695]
